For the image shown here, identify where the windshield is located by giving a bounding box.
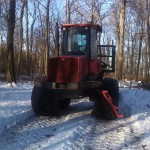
[62,27,90,55]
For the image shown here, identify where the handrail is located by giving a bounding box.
[97,45,116,72]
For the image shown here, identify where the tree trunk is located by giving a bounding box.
[17,0,25,77]
[136,28,143,81]
[131,35,135,79]
[0,35,2,73]
[146,0,150,80]
[114,8,120,78]
[54,22,59,57]
[6,0,16,83]
[126,21,130,75]
[144,39,149,81]
[30,2,36,77]
[45,0,50,77]
[66,0,71,23]
[91,0,94,23]
[25,0,30,76]
[0,2,2,73]
[117,0,126,80]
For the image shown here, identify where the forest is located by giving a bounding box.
[0,0,150,83]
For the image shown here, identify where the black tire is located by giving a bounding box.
[93,92,117,120]
[102,78,119,106]
[31,85,55,116]
[93,78,119,120]
[59,98,71,109]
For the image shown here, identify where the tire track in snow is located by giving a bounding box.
[85,120,127,150]
[0,99,94,150]
[61,117,94,150]
[0,106,128,150]
[60,117,138,150]
[0,115,61,150]
[1,94,149,150]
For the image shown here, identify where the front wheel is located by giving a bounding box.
[31,85,56,116]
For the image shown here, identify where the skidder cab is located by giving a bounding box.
[31,23,123,120]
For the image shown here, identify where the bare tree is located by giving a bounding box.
[6,0,16,83]
[66,0,70,23]
[136,22,144,81]
[117,0,126,80]
[1,0,150,82]
[54,22,59,57]
[45,0,50,77]
[146,0,150,80]
[66,0,78,23]
[17,0,25,77]
[0,1,2,73]
[30,1,37,77]
[25,0,30,76]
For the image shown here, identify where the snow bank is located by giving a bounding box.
[0,82,33,133]
[119,88,150,117]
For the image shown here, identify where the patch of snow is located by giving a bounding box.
[119,80,139,88]
[0,82,33,133]
[0,82,150,150]
[7,82,17,88]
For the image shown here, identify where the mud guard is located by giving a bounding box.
[97,90,123,118]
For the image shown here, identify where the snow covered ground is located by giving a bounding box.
[0,81,150,150]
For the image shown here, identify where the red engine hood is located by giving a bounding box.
[47,56,88,83]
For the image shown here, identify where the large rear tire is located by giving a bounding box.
[31,85,56,116]
[102,78,119,106]
[93,78,119,120]
[93,92,118,120]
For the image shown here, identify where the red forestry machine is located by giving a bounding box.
[31,23,123,120]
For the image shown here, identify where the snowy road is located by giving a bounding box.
[0,82,150,150]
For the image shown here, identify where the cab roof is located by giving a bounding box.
[62,23,102,32]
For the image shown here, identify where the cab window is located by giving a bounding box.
[62,27,90,55]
